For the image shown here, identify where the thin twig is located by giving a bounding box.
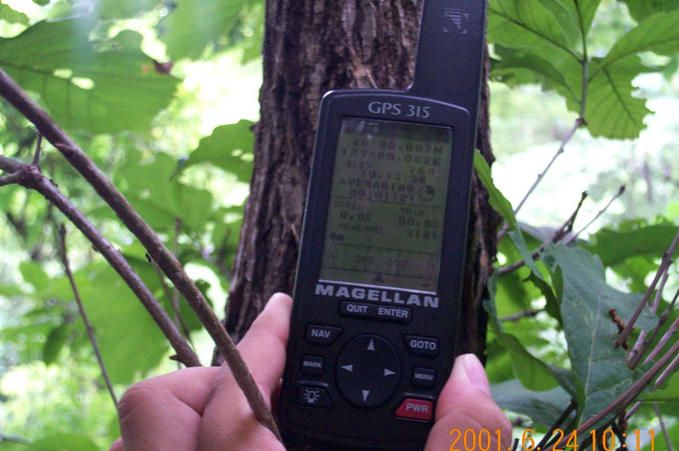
[545,339,679,450]
[0,156,200,368]
[651,345,679,388]
[616,227,679,347]
[627,271,670,368]
[499,309,542,322]
[0,433,30,444]
[497,117,584,241]
[565,185,626,244]
[172,218,182,333]
[653,404,674,451]
[535,400,576,450]
[497,192,587,276]
[0,68,281,440]
[628,280,678,368]
[32,134,43,165]
[57,224,118,408]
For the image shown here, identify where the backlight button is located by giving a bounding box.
[297,385,332,409]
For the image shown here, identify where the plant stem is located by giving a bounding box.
[545,339,679,450]
[497,117,584,241]
[497,191,587,276]
[0,68,281,441]
[57,224,118,409]
[565,185,625,244]
[0,156,200,368]
[616,227,679,347]
[653,404,674,451]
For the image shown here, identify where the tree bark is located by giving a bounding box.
[224,0,498,361]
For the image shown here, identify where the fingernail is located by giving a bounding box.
[455,354,491,396]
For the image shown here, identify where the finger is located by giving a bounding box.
[424,354,513,451]
[117,366,220,451]
[109,437,123,451]
[198,293,293,449]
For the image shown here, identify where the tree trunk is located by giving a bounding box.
[224,0,498,361]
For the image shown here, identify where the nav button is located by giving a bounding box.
[305,324,342,345]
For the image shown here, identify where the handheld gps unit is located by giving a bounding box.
[279,1,487,449]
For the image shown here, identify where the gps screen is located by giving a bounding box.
[319,117,453,292]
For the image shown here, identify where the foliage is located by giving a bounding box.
[0,0,678,449]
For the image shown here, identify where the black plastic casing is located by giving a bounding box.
[279,1,487,448]
[279,91,472,450]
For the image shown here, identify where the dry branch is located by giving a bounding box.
[0,156,200,368]
[0,68,281,440]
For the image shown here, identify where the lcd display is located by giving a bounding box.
[319,118,453,292]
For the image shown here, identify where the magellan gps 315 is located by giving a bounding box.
[279,1,487,449]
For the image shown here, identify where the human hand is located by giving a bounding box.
[111,292,511,450]
[110,292,292,450]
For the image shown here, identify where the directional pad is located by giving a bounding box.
[336,335,401,408]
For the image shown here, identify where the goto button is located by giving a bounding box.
[403,335,439,357]
[395,398,434,421]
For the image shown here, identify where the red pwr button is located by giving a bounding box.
[395,398,433,421]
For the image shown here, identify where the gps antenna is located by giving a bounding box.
[410,0,487,120]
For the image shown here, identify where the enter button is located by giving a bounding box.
[395,398,434,421]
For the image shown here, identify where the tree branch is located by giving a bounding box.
[0,68,281,440]
[497,117,584,241]
[545,338,679,450]
[615,226,679,347]
[497,191,587,276]
[0,156,200,368]
[628,283,679,368]
[56,224,118,409]
[653,404,674,451]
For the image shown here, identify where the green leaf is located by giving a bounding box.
[584,10,679,138]
[473,150,515,227]
[0,19,179,133]
[586,223,678,266]
[31,433,99,451]
[492,46,580,105]
[573,0,603,37]
[544,244,655,425]
[88,0,163,20]
[19,261,50,291]
[496,332,559,391]
[603,10,679,60]
[621,0,679,22]
[485,274,558,391]
[638,369,679,402]
[161,0,241,60]
[75,264,169,384]
[642,421,679,451]
[43,324,69,365]
[584,57,651,139]
[0,3,29,25]
[180,121,254,182]
[115,150,215,235]
[488,0,578,59]
[491,379,573,428]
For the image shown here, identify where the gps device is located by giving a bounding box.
[279,1,487,449]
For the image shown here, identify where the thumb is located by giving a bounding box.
[424,354,513,450]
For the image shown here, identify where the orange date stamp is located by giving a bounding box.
[448,427,656,451]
